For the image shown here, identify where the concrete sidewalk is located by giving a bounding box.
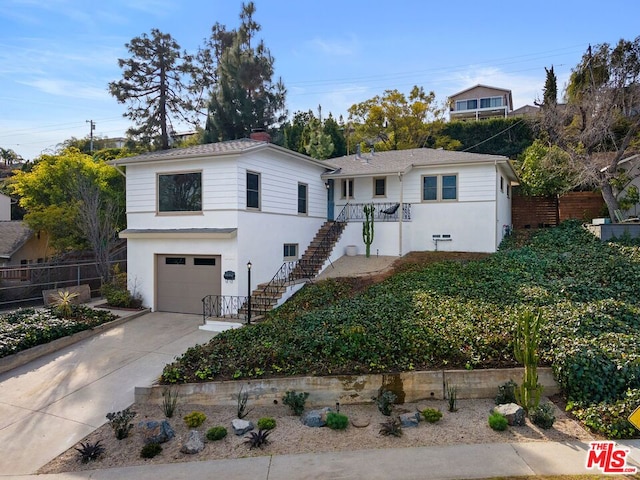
[4,440,640,479]
[0,310,216,476]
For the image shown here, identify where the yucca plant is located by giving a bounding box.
[51,290,79,318]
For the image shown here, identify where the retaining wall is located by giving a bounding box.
[135,367,558,407]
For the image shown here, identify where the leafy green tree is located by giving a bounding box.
[203,2,286,142]
[109,29,199,150]
[347,86,453,152]
[323,114,347,157]
[305,118,334,160]
[282,110,315,153]
[543,38,640,220]
[516,139,577,196]
[7,149,125,264]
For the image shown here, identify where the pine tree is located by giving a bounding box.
[203,2,286,142]
[109,29,198,150]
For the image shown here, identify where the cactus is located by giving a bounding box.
[513,309,544,412]
[362,203,375,258]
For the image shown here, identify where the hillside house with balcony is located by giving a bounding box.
[449,84,514,121]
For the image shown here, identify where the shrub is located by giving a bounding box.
[75,440,105,463]
[183,411,206,428]
[50,290,79,319]
[206,426,228,441]
[421,407,443,423]
[106,408,136,440]
[530,402,556,429]
[488,412,508,431]
[257,417,276,430]
[495,380,518,405]
[140,442,162,459]
[374,390,396,416]
[326,412,349,430]
[282,391,309,416]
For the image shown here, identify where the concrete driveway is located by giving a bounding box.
[0,311,216,476]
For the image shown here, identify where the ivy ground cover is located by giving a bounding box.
[161,222,640,438]
[0,306,118,358]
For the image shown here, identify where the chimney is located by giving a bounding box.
[250,129,270,143]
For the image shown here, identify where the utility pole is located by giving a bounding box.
[86,120,96,152]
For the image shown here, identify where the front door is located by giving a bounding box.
[327,179,335,220]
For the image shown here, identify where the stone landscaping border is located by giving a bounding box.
[135,367,558,406]
[0,308,150,375]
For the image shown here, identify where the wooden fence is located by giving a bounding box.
[512,191,605,229]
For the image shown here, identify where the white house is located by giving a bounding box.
[321,147,518,260]
[109,138,329,314]
[111,138,517,315]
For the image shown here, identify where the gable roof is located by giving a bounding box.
[322,148,518,182]
[108,138,328,169]
[449,84,512,98]
[0,221,34,260]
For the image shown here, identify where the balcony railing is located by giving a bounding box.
[335,202,411,222]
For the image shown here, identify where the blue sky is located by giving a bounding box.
[0,0,638,160]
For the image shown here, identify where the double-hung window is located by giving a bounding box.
[158,171,202,213]
[373,177,386,197]
[298,183,308,214]
[341,178,354,199]
[246,171,260,210]
[422,174,457,202]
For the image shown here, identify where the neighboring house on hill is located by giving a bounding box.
[0,193,10,221]
[111,137,517,315]
[109,137,330,315]
[509,104,540,118]
[0,222,51,281]
[322,148,517,259]
[449,85,514,121]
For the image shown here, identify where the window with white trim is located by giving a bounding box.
[341,178,354,199]
[246,171,261,209]
[373,177,386,197]
[422,174,458,202]
[158,171,202,213]
[298,183,308,214]
[283,243,298,260]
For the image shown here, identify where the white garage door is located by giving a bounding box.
[156,255,221,314]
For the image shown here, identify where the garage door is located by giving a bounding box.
[156,255,221,314]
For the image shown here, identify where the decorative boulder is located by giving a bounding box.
[231,418,254,436]
[399,412,421,428]
[301,407,332,428]
[180,430,205,454]
[493,403,525,426]
[138,420,175,444]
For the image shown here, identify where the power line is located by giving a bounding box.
[461,119,526,153]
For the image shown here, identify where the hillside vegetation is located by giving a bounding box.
[162,222,640,438]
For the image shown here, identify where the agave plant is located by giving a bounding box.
[379,418,403,437]
[244,429,271,449]
[75,440,105,463]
